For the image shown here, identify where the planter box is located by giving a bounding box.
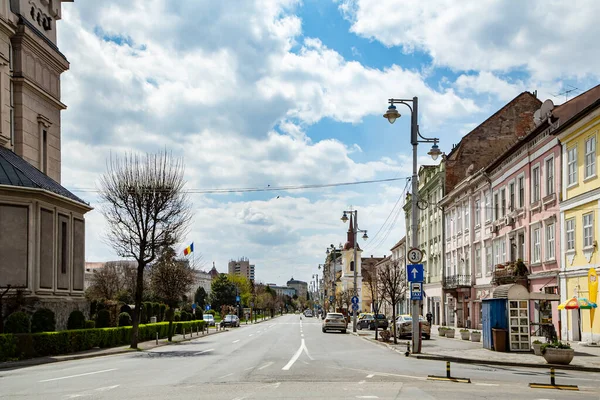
[460,331,470,340]
[438,328,446,337]
[542,348,574,365]
[532,343,542,356]
[470,332,481,342]
[445,329,455,338]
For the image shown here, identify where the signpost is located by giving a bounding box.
[351,296,359,305]
[410,282,423,301]
[352,303,359,312]
[407,264,424,282]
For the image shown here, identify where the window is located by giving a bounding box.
[457,206,462,233]
[518,176,524,208]
[445,213,451,240]
[585,136,596,179]
[500,189,506,217]
[509,182,515,211]
[500,240,506,263]
[350,261,354,272]
[493,240,501,266]
[474,200,480,226]
[531,227,541,263]
[546,223,555,261]
[485,191,491,221]
[464,202,469,230]
[583,213,594,248]
[60,221,68,274]
[493,192,499,220]
[566,218,575,251]
[567,146,577,186]
[464,247,470,275]
[446,253,451,277]
[532,166,540,203]
[475,245,482,277]
[545,158,554,195]
[42,130,48,173]
[485,242,492,276]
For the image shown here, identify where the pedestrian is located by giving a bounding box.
[426,311,433,325]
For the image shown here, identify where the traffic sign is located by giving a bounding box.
[407,264,424,282]
[236,295,240,302]
[410,282,423,300]
[191,303,197,310]
[351,296,359,305]
[407,248,423,264]
[205,305,211,311]
[352,303,359,311]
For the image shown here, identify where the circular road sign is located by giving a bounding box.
[407,247,423,264]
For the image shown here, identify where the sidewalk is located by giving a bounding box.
[354,325,600,372]
[0,315,281,371]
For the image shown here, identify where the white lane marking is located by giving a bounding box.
[218,373,234,379]
[258,362,274,370]
[249,334,253,337]
[343,367,426,381]
[96,385,120,392]
[366,374,374,378]
[194,348,214,355]
[282,338,310,370]
[301,334,304,337]
[244,367,254,371]
[358,381,366,385]
[474,383,500,387]
[39,369,118,383]
[356,397,379,399]
[232,340,240,343]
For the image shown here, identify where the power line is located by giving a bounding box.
[69,176,410,195]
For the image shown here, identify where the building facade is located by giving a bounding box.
[557,86,600,341]
[228,257,255,281]
[0,0,91,330]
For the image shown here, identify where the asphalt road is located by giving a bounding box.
[1,314,599,399]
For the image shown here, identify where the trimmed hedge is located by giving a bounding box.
[118,312,132,327]
[96,309,111,328]
[5,312,31,334]
[0,321,205,362]
[67,310,86,330]
[31,309,56,333]
[85,320,96,329]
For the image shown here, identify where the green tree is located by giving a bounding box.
[194,286,207,309]
[209,274,236,313]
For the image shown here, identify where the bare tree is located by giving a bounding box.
[362,264,380,340]
[150,246,195,341]
[377,258,407,344]
[87,261,137,301]
[98,151,192,348]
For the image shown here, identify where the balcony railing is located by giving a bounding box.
[492,262,529,285]
[442,275,471,290]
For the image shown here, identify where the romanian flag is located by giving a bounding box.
[183,242,194,256]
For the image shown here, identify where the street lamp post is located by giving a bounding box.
[340,210,369,333]
[383,96,441,354]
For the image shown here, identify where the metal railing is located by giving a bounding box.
[442,275,471,289]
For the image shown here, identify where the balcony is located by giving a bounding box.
[442,275,471,290]
[492,261,529,285]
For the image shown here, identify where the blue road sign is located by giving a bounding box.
[407,264,424,282]
[351,296,359,305]
[191,303,197,310]
[236,296,241,302]
[205,305,211,311]
[410,282,423,300]
[352,303,359,311]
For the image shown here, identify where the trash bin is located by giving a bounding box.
[150,316,157,324]
[492,328,508,352]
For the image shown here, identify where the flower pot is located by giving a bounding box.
[532,343,542,356]
[438,328,446,337]
[542,348,574,365]
[470,332,481,342]
[445,329,455,338]
[460,331,470,340]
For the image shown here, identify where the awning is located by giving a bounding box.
[529,292,560,301]
[493,284,529,300]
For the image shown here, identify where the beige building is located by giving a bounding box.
[0,0,91,329]
[228,257,255,281]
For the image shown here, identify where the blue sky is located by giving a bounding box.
[57,0,600,285]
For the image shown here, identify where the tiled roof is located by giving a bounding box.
[0,146,88,206]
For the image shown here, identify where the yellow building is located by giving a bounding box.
[557,86,600,342]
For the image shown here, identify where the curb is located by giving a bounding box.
[0,328,229,371]
[415,354,600,373]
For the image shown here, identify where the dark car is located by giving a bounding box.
[357,314,388,330]
[221,314,240,327]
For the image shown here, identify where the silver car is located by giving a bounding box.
[322,312,347,333]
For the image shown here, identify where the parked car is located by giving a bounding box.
[395,314,431,339]
[221,314,240,327]
[203,314,215,326]
[322,312,347,333]
[357,314,374,330]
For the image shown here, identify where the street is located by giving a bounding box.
[1,314,598,399]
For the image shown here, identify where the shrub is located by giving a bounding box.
[85,320,96,329]
[120,304,132,315]
[96,309,111,328]
[31,308,56,333]
[67,310,86,330]
[541,340,571,354]
[0,334,18,361]
[174,311,181,322]
[159,304,167,321]
[118,312,132,327]
[5,312,31,334]
[460,329,469,333]
[532,339,542,344]
[205,309,215,315]
[144,302,153,322]
[152,303,160,320]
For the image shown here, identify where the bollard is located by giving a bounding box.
[405,342,411,357]
[427,361,471,383]
[156,332,159,345]
[183,328,186,339]
[529,367,578,390]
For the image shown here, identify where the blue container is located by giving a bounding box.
[482,298,508,350]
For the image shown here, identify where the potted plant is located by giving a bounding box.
[541,341,574,365]
[470,330,481,342]
[460,329,470,340]
[531,340,543,356]
[438,326,447,337]
[445,328,456,338]
[379,329,391,343]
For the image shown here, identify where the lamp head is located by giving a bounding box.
[362,231,369,241]
[428,143,442,161]
[341,211,349,223]
[383,104,400,124]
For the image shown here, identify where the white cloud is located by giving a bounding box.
[455,72,526,102]
[339,0,600,82]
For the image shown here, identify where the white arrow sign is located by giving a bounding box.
[411,267,419,279]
